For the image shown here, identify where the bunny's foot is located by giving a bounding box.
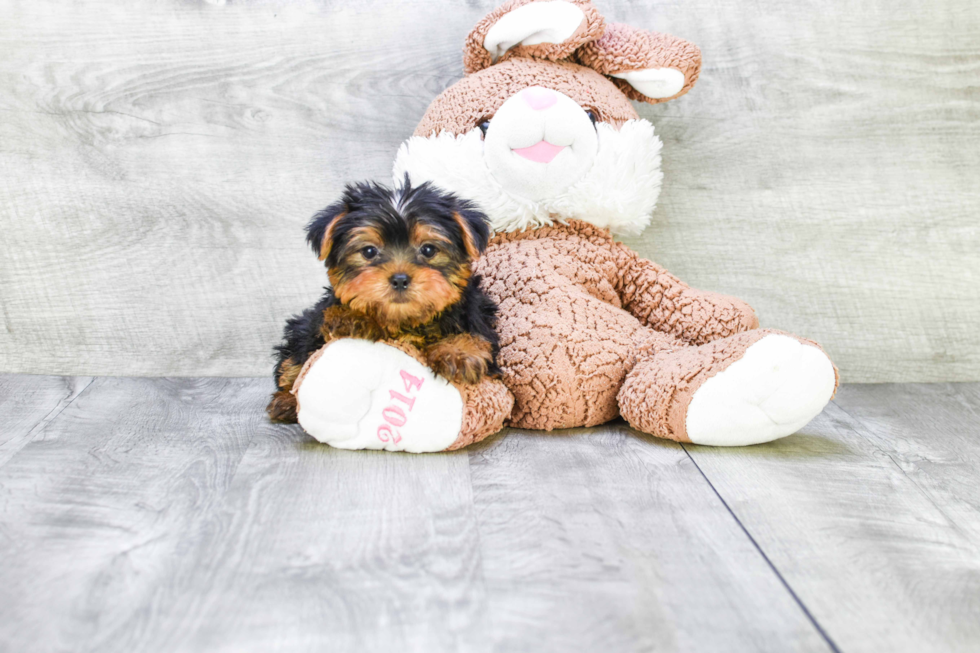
[292,339,512,453]
[618,330,838,446]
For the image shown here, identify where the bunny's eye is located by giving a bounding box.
[478,119,491,137]
[586,110,598,126]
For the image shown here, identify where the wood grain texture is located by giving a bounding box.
[0,374,92,468]
[684,386,980,653]
[0,376,272,653]
[166,425,487,653]
[466,425,831,652]
[2,375,980,651]
[0,0,977,380]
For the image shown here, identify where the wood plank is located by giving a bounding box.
[0,0,977,381]
[832,383,980,555]
[467,425,832,652]
[0,376,271,653]
[683,387,980,653]
[164,419,489,653]
[0,374,92,468]
[3,377,978,651]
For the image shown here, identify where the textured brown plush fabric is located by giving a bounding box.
[462,0,606,75]
[612,242,758,344]
[415,58,639,138]
[449,379,514,450]
[618,329,771,442]
[575,22,703,104]
[474,220,759,431]
[618,330,836,441]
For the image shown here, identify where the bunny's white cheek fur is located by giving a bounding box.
[393,119,663,236]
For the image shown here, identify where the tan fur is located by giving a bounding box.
[319,304,385,341]
[411,223,453,249]
[425,333,495,385]
[267,357,304,422]
[267,390,299,423]
[450,212,481,260]
[317,211,346,261]
[333,263,462,333]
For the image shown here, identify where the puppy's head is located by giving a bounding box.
[307,178,490,331]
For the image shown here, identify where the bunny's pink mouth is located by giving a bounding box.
[512,140,566,164]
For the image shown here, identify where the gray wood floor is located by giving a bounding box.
[0,376,978,653]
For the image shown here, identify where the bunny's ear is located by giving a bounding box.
[576,23,702,104]
[463,0,605,75]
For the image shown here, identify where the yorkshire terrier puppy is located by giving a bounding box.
[267,178,500,423]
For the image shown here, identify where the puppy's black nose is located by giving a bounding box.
[389,273,411,291]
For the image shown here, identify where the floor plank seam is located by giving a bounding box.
[28,376,96,436]
[0,376,96,471]
[222,401,296,494]
[679,443,843,653]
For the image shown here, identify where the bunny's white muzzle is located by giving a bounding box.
[394,90,665,235]
[483,86,598,201]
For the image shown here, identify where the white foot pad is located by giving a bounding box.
[295,339,463,453]
[686,335,836,446]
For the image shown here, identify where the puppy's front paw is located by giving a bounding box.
[320,307,383,342]
[425,335,493,385]
[428,349,488,384]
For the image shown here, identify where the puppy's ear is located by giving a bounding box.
[452,203,491,260]
[576,23,702,104]
[463,0,605,74]
[305,200,347,262]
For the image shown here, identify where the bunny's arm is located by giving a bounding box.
[610,241,758,345]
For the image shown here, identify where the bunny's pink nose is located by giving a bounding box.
[522,87,557,111]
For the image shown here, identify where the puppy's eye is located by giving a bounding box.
[361,246,379,260]
[586,110,598,126]
[478,120,491,137]
[419,244,437,259]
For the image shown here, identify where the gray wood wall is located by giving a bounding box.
[1,0,977,381]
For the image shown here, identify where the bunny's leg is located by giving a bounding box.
[290,338,512,453]
[611,241,758,346]
[619,329,838,446]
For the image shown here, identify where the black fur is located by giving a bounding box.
[306,175,490,269]
[272,288,338,384]
[273,178,499,383]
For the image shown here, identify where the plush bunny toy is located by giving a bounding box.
[289,0,838,452]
